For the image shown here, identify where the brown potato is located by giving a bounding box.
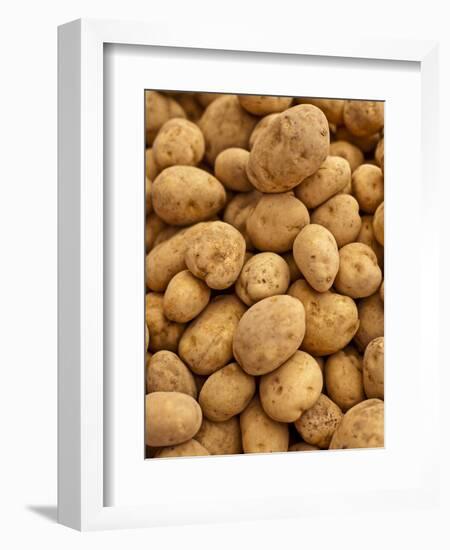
[334,243,382,298]
[145,177,153,214]
[292,224,339,292]
[195,417,242,455]
[153,118,205,168]
[155,439,210,458]
[235,252,290,306]
[329,140,364,172]
[145,91,186,145]
[246,193,310,253]
[282,252,302,283]
[310,194,362,248]
[289,442,320,452]
[145,293,185,353]
[354,293,384,351]
[199,95,257,164]
[163,270,210,323]
[363,336,384,399]
[223,190,261,250]
[199,362,255,421]
[329,398,384,449]
[334,126,380,153]
[294,394,343,449]
[379,280,384,302]
[343,100,384,137]
[295,156,351,209]
[325,346,365,412]
[352,164,384,214]
[185,221,246,289]
[247,104,329,193]
[375,137,384,172]
[260,351,323,422]
[179,295,246,375]
[233,295,306,375]
[373,201,384,246]
[238,94,293,115]
[152,166,226,226]
[288,280,359,356]
[296,98,345,125]
[145,213,166,252]
[214,148,254,192]
[357,215,384,269]
[196,92,227,107]
[249,113,279,149]
[145,148,160,181]
[145,391,202,447]
[146,350,197,398]
[240,396,289,453]
[173,92,203,122]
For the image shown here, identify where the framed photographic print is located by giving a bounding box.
[58,18,440,530]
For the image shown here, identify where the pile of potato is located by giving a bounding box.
[145,91,384,458]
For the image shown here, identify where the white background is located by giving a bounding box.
[0,0,449,548]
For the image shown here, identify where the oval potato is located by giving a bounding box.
[334,243,382,298]
[163,270,211,323]
[195,417,242,455]
[325,346,365,412]
[294,394,343,449]
[146,350,197,398]
[363,336,384,399]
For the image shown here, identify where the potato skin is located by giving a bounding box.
[363,336,384,399]
[325,346,365,411]
[373,201,384,246]
[240,396,289,453]
[352,164,384,214]
[223,190,261,250]
[146,350,197,398]
[153,118,205,169]
[249,113,279,149]
[283,252,302,283]
[155,439,210,458]
[329,141,364,172]
[357,215,384,269]
[145,213,166,252]
[152,166,226,226]
[354,293,384,351]
[179,295,246,375]
[379,280,384,302]
[247,104,329,193]
[214,148,254,192]
[294,394,343,449]
[145,391,202,447]
[335,126,380,153]
[185,221,246,289]
[260,351,323,422]
[334,243,382,298]
[145,91,186,145]
[343,100,384,137]
[375,137,384,172]
[195,417,242,455]
[295,156,351,209]
[233,295,306,375]
[238,95,293,116]
[329,398,384,449]
[199,362,256,421]
[199,95,257,164]
[163,270,210,323]
[246,193,310,253]
[235,252,290,306]
[145,293,185,353]
[296,98,345,125]
[288,280,359,356]
[293,224,339,292]
[145,148,159,181]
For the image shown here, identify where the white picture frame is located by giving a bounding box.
[58,18,440,531]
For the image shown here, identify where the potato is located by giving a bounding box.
[145,293,185,352]
[145,391,202,447]
[223,190,261,250]
[145,214,166,252]
[153,225,180,248]
[334,243,382,299]
[351,164,384,214]
[292,224,339,292]
[294,394,343,449]
[249,113,279,149]
[145,91,186,145]
[179,295,246,375]
[289,442,320,452]
[375,137,384,172]
[195,417,242,455]
[145,148,159,181]
[288,280,359,356]
[357,215,384,269]
[171,92,203,122]
[155,439,210,458]
[354,292,384,351]
[282,252,302,283]
[246,193,310,253]
[329,141,364,172]
[260,351,323,422]
[295,156,351,209]
[329,398,384,449]
[247,104,329,193]
[214,148,254,192]
[363,336,384,399]
[334,126,380,153]
[152,166,226,226]
[235,252,290,306]
[163,270,210,323]
[145,177,153,214]
[343,100,384,137]
[324,346,365,412]
[198,95,257,164]
[296,98,345,125]
[185,221,246,289]
[373,201,384,246]
[199,362,255,421]
[240,396,289,453]
[238,94,293,115]
[146,350,197,398]
[145,324,149,351]
[310,194,362,248]
[153,118,205,168]
[379,280,384,301]
[196,92,227,107]
[233,295,306,375]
